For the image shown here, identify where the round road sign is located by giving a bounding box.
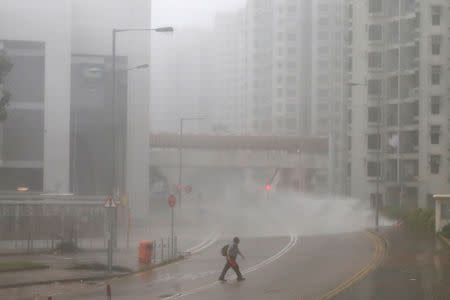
[168,194,176,208]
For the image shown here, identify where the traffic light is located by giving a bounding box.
[265,184,272,191]
[177,185,182,191]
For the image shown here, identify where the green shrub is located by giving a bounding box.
[442,223,450,239]
[382,207,435,232]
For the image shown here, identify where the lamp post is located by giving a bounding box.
[108,26,173,271]
[348,82,381,232]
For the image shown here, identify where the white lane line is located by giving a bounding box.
[166,233,298,299]
[185,233,219,254]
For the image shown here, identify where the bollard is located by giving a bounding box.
[161,238,164,262]
[168,237,170,259]
[152,240,156,263]
[48,297,52,300]
[106,284,111,300]
[174,236,178,257]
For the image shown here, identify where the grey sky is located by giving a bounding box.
[152,0,245,29]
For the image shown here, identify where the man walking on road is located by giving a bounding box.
[219,236,246,282]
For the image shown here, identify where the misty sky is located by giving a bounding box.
[152,0,245,29]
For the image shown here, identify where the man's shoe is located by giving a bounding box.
[237,277,246,281]
[218,278,226,282]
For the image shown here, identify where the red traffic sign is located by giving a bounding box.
[184,185,192,194]
[104,196,117,208]
[168,194,176,208]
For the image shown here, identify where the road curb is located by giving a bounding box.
[314,230,387,300]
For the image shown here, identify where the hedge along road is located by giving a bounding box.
[64,231,381,300]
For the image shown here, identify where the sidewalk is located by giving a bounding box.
[334,226,450,300]
[0,223,212,289]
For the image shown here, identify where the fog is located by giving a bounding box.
[152,0,246,29]
[146,169,392,241]
[0,0,396,254]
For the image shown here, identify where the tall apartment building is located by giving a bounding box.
[150,29,216,134]
[212,11,247,134]
[348,0,450,208]
[311,0,348,194]
[245,0,312,136]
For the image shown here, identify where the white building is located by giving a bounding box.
[311,0,348,194]
[245,0,312,136]
[348,0,450,208]
[0,0,151,217]
[212,11,247,134]
[150,29,216,134]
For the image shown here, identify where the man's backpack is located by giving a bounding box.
[221,244,228,256]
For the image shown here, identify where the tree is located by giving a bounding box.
[0,53,13,122]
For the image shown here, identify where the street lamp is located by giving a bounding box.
[111,26,173,201]
[348,82,381,232]
[108,26,174,272]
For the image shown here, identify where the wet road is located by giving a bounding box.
[334,228,450,300]
[64,231,378,300]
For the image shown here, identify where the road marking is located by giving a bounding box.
[314,230,385,300]
[166,233,298,299]
[186,233,219,254]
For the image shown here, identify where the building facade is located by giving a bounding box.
[311,0,348,194]
[348,0,450,208]
[0,0,151,217]
[245,0,312,136]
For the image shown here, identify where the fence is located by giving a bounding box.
[151,236,178,264]
[0,193,106,252]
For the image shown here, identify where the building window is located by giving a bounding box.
[287,76,296,84]
[347,162,351,177]
[318,89,329,97]
[369,0,382,13]
[432,43,440,55]
[348,109,352,124]
[432,9,441,26]
[318,31,328,40]
[348,135,352,150]
[287,61,297,70]
[368,107,380,122]
[430,155,440,174]
[431,96,440,114]
[368,24,382,41]
[431,66,440,85]
[286,118,296,130]
[277,88,283,97]
[430,125,440,144]
[278,32,283,41]
[367,161,380,177]
[319,4,328,12]
[368,134,381,150]
[287,33,296,41]
[319,18,328,25]
[368,52,382,68]
[368,79,382,96]
[288,47,296,56]
[287,5,296,13]
[318,47,328,55]
[287,90,297,97]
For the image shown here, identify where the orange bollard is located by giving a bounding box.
[106,284,111,300]
[138,241,153,264]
